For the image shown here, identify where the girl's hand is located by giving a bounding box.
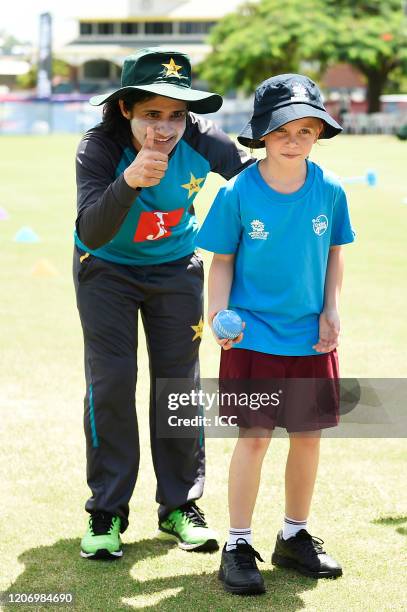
[313,308,340,353]
[209,311,245,351]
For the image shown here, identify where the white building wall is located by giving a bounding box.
[127,0,187,17]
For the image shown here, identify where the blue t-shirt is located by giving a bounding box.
[197,160,355,356]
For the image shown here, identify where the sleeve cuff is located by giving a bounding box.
[330,231,356,246]
[111,174,142,209]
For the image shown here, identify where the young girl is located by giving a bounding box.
[197,74,355,594]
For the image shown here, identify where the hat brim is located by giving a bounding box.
[237,103,342,148]
[89,83,223,114]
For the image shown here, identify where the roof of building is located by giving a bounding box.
[61,43,212,66]
[74,0,244,20]
[0,58,31,76]
[154,0,243,19]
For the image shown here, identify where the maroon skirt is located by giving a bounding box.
[219,348,340,432]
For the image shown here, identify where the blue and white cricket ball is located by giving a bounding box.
[213,309,243,340]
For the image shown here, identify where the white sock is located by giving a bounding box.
[226,527,252,551]
[282,516,308,540]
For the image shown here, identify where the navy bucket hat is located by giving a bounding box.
[238,74,342,148]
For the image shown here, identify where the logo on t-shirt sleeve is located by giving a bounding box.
[133,208,185,242]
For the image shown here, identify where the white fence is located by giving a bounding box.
[341,112,407,134]
[0,98,406,135]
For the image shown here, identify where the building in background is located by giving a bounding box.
[1,1,406,135]
[0,57,31,92]
[0,32,32,93]
[58,0,243,94]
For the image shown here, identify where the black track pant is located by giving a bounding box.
[73,247,205,531]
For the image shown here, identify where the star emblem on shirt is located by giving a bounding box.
[181,173,205,198]
[162,58,183,78]
[191,316,204,341]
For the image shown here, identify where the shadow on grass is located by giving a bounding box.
[4,537,319,611]
[372,514,407,537]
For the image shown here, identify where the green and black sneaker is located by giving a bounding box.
[157,502,219,552]
[80,511,123,560]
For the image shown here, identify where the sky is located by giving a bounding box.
[2,0,126,47]
[3,0,245,49]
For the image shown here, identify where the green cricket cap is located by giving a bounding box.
[89,47,223,114]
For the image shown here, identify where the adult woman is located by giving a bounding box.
[74,47,253,559]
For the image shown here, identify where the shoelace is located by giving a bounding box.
[179,502,208,527]
[90,511,114,535]
[293,530,326,556]
[233,538,265,569]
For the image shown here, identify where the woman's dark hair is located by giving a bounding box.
[101,90,157,142]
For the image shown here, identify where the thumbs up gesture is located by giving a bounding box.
[124,126,169,189]
[142,125,156,151]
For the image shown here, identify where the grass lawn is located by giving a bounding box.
[0,134,406,611]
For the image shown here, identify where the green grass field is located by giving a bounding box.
[0,135,406,611]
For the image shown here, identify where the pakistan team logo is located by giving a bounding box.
[312,215,328,236]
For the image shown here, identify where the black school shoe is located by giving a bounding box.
[218,539,266,595]
[271,529,342,578]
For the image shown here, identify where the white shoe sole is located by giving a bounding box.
[155,529,219,551]
[80,548,123,559]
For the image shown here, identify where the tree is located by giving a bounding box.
[16,59,70,90]
[199,0,330,95]
[323,0,407,111]
[0,31,26,54]
[199,0,407,113]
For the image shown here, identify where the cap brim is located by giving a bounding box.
[238,103,343,148]
[89,83,223,114]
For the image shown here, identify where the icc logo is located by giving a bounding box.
[312,215,328,236]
